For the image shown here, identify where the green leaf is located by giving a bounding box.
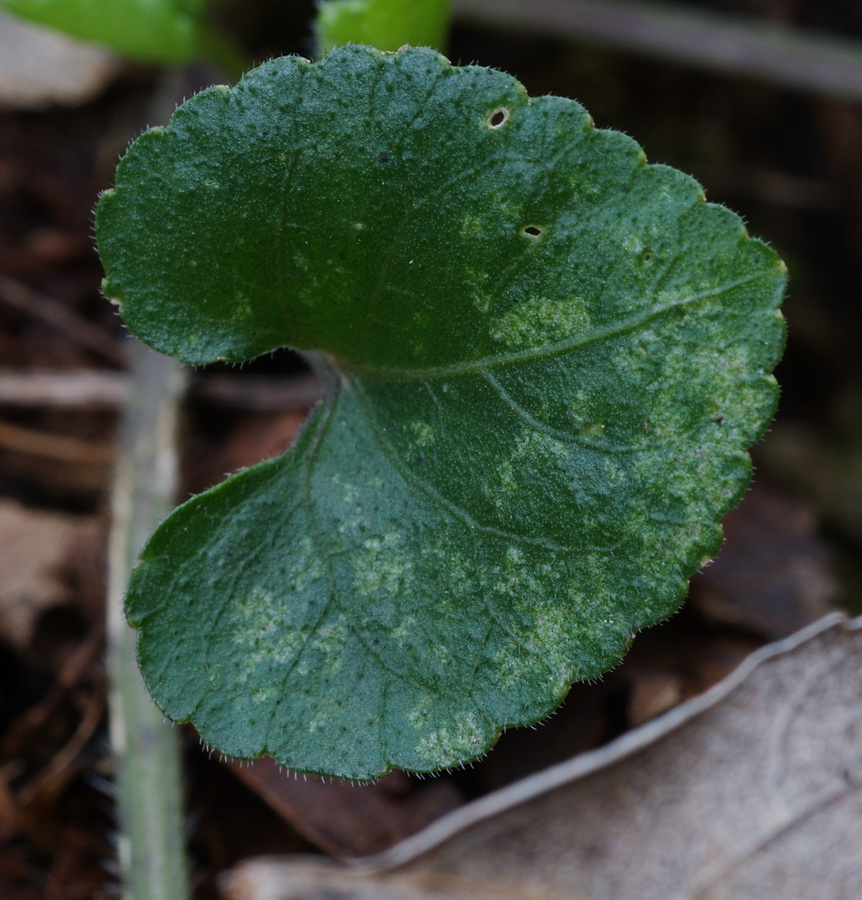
[2,0,210,64]
[315,0,452,53]
[96,45,786,779]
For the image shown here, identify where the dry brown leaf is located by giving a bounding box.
[691,482,840,638]
[0,499,90,651]
[0,11,119,110]
[223,614,862,900]
[225,758,463,857]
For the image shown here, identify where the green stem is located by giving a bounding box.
[107,341,189,900]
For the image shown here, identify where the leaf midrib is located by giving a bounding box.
[337,273,762,381]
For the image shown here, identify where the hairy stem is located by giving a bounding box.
[107,341,189,899]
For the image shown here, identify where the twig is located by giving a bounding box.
[17,681,106,808]
[191,372,324,410]
[454,0,862,102]
[107,340,189,900]
[0,370,126,409]
[0,369,324,412]
[0,420,113,464]
[0,273,125,367]
[0,624,105,762]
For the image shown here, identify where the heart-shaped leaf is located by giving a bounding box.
[96,45,786,779]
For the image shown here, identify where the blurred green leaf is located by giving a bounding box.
[3,0,222,65]
[316,0,452,53]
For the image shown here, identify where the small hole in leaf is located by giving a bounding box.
[642,250,653,264]
[523,225,543,238]
[488,108,510,129]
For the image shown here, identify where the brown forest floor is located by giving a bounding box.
[2,1,862,897]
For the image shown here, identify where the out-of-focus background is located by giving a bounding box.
[0,1,860,896]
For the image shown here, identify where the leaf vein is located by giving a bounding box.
[349,272,765,380]
[347,377,586,554]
